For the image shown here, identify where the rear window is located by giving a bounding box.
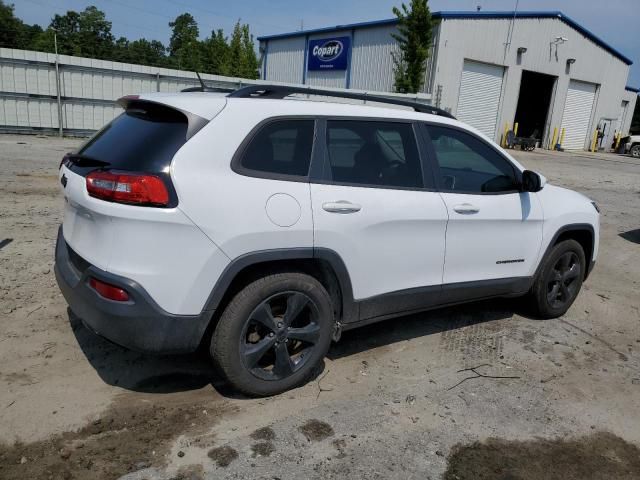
[234,119,315,179]
[78,101,188,173]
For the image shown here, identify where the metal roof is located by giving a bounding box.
[257,11,633,66]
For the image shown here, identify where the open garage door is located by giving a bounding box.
[456,60,504,140]
[560,80,597,150]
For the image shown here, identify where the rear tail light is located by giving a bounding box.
[89,278,130,302]
[86,170,169,207]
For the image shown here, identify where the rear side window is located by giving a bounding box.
[324,120,423,188]
[78,101,188,174]
[237,120,315,178]
[426,125,519,193]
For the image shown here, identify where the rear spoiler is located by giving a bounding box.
[116,95,209,140]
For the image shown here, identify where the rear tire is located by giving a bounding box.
[630,144,640,158]
[211,272,333,397]
[529,239,585,319]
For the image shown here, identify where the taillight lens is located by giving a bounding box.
[86,170,169,207]
[89,277,130,302]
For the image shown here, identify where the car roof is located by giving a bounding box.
[139,91,458,124]
[134,91,521,169]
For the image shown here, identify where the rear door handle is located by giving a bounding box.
[453,203,479,214]
[322,201,362,214]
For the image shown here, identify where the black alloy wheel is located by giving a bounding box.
[211,272,333,396]
[546,251,581,309]
[240,291,321,381]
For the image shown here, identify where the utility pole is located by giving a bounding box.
[53,30,63,137]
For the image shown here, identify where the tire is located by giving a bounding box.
[210,272,334,397]
[529,239,586,319]
[630,144,640,158]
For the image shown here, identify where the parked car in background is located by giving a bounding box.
[623,134,640,157]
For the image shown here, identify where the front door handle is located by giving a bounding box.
[453,203,480,214]
[322,201,362,214]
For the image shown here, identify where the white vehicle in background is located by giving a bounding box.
[55,84,600,396]
[623,134,640,157]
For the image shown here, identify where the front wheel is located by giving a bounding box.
[630,144,640,158]
[210,272,334,396]
[529,239,586,319]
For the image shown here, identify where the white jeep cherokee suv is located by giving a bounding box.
[55,85,599,396]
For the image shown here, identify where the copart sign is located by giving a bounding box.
[307,36,350,71]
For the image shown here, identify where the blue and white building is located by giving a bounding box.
[258,11,637,150]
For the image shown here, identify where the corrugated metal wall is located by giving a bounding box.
[263,37,306,84]
[0,48,251,135]
[1,47,432,136]
[433,17,631,146]
[350,25,399,92]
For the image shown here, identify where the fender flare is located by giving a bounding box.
[535,223,596,280]
[201,247,358,322]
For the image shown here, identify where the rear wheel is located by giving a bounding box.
[529,239,585,319]
[630,144,640,158]
[211,272,333,396]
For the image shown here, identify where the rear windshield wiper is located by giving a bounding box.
[64,153,111,168]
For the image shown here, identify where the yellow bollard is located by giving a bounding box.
[550,127,558,150]
[590,129,598,152]
[614,132,621,150]
[502,122,509,147]
[514,122,519,136]
[559,128,566,148]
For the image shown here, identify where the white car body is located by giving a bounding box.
[55,89,599,355]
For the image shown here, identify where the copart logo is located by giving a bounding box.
[312,40,343,62]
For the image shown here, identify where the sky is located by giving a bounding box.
[13,0,640,86]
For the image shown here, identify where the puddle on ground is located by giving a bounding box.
[0,390,230,480]
[444,431,640,480]
[207,445,238,467]
[299,419,334,442]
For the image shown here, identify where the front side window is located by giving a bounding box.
[426,125,519,193]
[238,119,315,177]
[325,120,423,188]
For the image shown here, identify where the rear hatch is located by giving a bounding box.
[59,97,215,270]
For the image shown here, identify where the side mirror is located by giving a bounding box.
[521,170,544,192]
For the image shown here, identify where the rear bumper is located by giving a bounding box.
[54,227,211,354]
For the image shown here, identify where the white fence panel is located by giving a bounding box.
[1,47,431,136]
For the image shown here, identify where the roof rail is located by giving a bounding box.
[227,84,456,119]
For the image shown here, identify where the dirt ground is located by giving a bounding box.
[1,134,639,480]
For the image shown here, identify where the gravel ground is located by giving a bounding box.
[0,134,639,480]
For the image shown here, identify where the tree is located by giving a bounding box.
[391,0,435,93]
[77,6,114,59]
[227,21,244,77]
[242,24,259,79]
[201,29,230,75]
[226,20,258,79]
[30,6,114,59]
[113,37,167,67]
[168,13,202,71]
[0,0,42,49]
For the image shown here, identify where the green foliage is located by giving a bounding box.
[3,2,260,79]
[391,0,434,94]
[0,0,41,49]
[201,29,231,76]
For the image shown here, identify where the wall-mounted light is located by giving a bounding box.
[517,47,528,55]
[566,58,576,65]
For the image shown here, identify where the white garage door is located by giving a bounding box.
[560,80,597,150]
[456,60,504,140]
